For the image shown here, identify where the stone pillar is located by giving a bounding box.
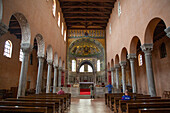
[53,65,58,93]
[110,67,115,86]
[128,54,137,93]
[0,0,3,22]
[114,64,120,92]
[46,60,53,93]
[36,57,45,94]
[120,61,127,93]
[17,43,32,98]
[141,44,156,97]
[94,70,97,85]
[164,27,170,38]
[58,67,62,87]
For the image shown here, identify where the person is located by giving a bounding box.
[105,83,113,93]
[57,88,65,95]
[89,85,95,99]
[121,90,131,100]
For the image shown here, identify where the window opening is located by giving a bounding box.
[3,40,12,58]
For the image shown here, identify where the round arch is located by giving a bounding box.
[120,47,128,62]
[12,12,31,44]
[115,54,120,65]
[53,52,58,67]
[77,60,94,72]
[46,45,53,62]
[144,17,166,44]
[129,36,141,54]
[34,34,45,57]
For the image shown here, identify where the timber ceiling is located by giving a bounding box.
[59,0,116,29]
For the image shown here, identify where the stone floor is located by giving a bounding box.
[65,97,113,113]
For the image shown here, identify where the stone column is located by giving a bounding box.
[53,65,58,93]
[120,61,127,93]
[94,70,97,85]
[17,43,32,98]
[128,54,137,93]
[0,0,3,22]
[58,67,62,87]
[46,60,53,93]
[114,64,120,92]
[164,27,170,38]
[110,67,115,86]
[141,44,156,97]
[35,56,45,94]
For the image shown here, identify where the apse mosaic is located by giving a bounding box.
[68,30,105,39]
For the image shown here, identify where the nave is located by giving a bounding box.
[66,98,112,113]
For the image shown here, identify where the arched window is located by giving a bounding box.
[64,30,66,42]
[109,23,111,35]
[160,43,167,58]
[138,54,143,66]
[19,49,23,62]
[3,40,12,58]
[88,65,93,72]
[118,1,121,17]
[80,65,84,72]
[52,0,56,17]
[58,12,60,27]
[97,60,100,71]
[61,22,64,35]
[72,60,76,72]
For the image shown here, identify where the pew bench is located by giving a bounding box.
[126,102,170,113]
[0,106,47,113]
[138,108,170,113]
[0,101,55,113]
[119,99,170,113]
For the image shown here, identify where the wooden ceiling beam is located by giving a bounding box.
[66,20,108,23]
[61,6,113,8]
[63,11,111,14]
[59,0,115,2]
[64,16,109,19]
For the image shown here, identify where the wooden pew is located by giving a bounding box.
[114,96,161,113]
[0,106,47,113]
[138,108,170,113]
[19,95,67,110]
[0,101,55,113]
[126,102,170,113]
[5,98,62,113]
[119,99,170,113]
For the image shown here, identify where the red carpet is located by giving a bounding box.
[80,89,90,95]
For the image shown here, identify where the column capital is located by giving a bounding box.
[127,53,136,59]
[114,64,120,69]
[58,67,63,71]
[110,67,114,71]
[53,64,58,68]
[47,60,53,65]
[164,27,170,38]
[119,61,126,67]
[141,44,153,55]
[21,43,33,54]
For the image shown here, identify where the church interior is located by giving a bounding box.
[0,0,170,113]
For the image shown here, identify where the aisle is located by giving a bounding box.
[66,98,113,113]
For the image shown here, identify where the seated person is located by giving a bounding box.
[57,88,65,95]
[121,90,131,100]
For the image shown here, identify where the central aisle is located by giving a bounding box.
[66,98,113,113]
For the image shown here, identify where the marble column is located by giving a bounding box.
[164,27,170,38]
[110,67,115,86]
[46,60,53,93]
[53,65,58,93]
[58,67,62,87]
[114,64,120,91]
[128,54,137,93]
[17,43,32,98]
[141,44,156,97]
[36,56,45,94]
[120,61,127,93]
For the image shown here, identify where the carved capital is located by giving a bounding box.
[110,67,114,71]
[114,64,120,69]
[127,53,136,59]
[164,27,170,38]
[141,44,153,55]
[58,67,63,71]
[47,60,53,65]
[20,43,33,54]
[0,22,8,36]
[119,61,126,69]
